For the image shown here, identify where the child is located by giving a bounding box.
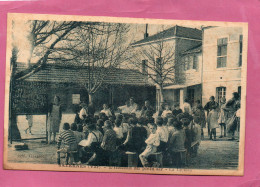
[168,120,186,167]
[96,119,104,135]
[172,104,183,117]
[113,118,124,145]
[100,104,112,117]
[182,118,192,161]
[71,123,79,141]
[57,123,77,164]
[72,123,84,144]
[190,116,202,157]
[161,104,172,118]
[139,123,160,167]
[167,118,176,141]
[155,116,168,152]
[207,104,219,141]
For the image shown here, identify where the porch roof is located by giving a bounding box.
[163,83,201,90]
[16,63,154,86]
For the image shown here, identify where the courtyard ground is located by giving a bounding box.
[7,115,240,170]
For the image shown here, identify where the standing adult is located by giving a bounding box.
[48,96,62,144]
[204,96,219,136]
[225,92,240,140]
[192,100,206,139]
[129,97,138,114]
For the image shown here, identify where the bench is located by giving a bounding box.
[125,151,138,167]
[172,149,187,167]
[191,141,200,157]
[57,149,78,165]
[150,152,163,168]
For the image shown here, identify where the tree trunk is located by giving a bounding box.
[158,84,165,108]
[9,115,21,142]
[159,85,164,103]
[9,48,21,142]
[88,93,93,105]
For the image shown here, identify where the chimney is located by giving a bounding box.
[144,24,149,38]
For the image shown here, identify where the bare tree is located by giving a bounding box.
[129,38,182,107]
[10,20,130,140]
[48,23,131,103]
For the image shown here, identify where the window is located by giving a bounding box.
[183,55,197,71]
[239,35,243,67]
[141,60,148,74]
[217,38,228,68]
[216,87,226,103]
[72,94,80,104]
[193,55,198,70]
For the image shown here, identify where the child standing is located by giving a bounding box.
[139,123,160,167]
[207,104,219,141]
[155,116,169,152]
[113,119,124,145]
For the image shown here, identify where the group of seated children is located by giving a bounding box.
[57,103,202,168]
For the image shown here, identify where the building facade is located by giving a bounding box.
[202,26,243,105]
[132,25,202,110]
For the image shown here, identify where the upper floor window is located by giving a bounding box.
[239,35,243,67]
[217,38,228,68]
[183,55,198,71]
[141,59,148,74]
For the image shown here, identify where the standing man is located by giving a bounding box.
[204,96,219,137]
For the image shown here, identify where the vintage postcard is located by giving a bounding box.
[4,13,248,175]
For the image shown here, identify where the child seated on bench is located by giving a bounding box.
[57,123,78,164]
[139,123,160,167]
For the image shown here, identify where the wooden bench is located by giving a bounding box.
[191,141,200,157]
[150,152,163,168]
[57,149,78,165]
[125,151,138,167]
[172,149,187,167]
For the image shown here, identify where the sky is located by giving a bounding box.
[12,20,201,65]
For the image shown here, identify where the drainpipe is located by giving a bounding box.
[201,26,204,105]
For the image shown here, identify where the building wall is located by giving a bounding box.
[202,26,243,105]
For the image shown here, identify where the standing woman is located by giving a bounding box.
[48,96,62,144]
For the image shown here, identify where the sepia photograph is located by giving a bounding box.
[4,13,248,175]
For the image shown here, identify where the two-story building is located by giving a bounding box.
[202,26,243,105]
[131,25,202,109]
